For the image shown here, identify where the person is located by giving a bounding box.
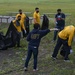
[33,7,40,26]
[53,9,65,42]
[12,15,26,47]
[16,9,26,37]
[24,23,58,71]
[25,16,30,36]
[52,25,75,61]
[16,9,26,24]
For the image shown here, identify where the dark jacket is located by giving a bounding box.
[27,29,50,47]
[55,13,65,27]
[0,21,19,50]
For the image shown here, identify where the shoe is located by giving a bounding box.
[33,68,38,72]
[24,67,28,71]
[64,58,70,62]
[51,56,57,60]
[64,60,70,62]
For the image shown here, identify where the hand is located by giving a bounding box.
[24,30,27,34]
[56,22,58,24]
[50,28,59,31]
[70,49,73,53]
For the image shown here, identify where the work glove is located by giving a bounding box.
[70,49,73,53]
[24,30,27,34]
[69,46,73,54]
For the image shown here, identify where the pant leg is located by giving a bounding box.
[52,37,62,57]
[53,26,64,41]
[32,46,38,69]
[16,32,21,46]
[26,26,29,35]
[24,45,32,68]
[60,46,66,57]
[62,40,70,60]
[53,30,58,41]
[64,47,70,60]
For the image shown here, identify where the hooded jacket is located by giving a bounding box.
[27,29,50,47]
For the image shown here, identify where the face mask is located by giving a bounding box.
[58,13,61,15]
[20,12,22,14]
[36,11,39,13]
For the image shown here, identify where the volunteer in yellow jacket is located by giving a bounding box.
[13,15,26,47]
[16,9,26,37]
[52,25,75,61]
[16,9,26,23]
[33,7,40,27]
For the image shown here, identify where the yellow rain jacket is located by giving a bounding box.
[13,20,25,32]
[33,11,40,24]
[58,25,75,46]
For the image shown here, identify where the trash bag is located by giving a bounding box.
[60,46,71,57]
[0,21,18,50]
[41,14,49,30]
[0,40,7,50]
[25,16,30,35]
[0,32,7,50]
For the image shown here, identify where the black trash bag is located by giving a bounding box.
[0,40,8,50]
[60,45,71,57]
[25,16,30,35]
[5,21,18,47]
[41,14,49,30]
[0,21,19,50]
[0,32,4,40]
[0,32,7,50]
[4,31,14,48]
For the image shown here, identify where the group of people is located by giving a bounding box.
[11,7,41,47]
[10,7,75,72]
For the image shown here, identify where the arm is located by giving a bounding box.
[55,14,58,25]
[24,14,26,19]
[21,21,26,33]
[40,29,50,37]
[61,13,65,20]
[27,33,31,41]
[61,18,65,20]
[68,33,74,46]
[50,28,59,31]
[40,28,59,37]
[33,12,37,24]
[21,21,26,30]
[33,18,37,24]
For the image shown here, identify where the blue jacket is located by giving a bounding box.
[55,13,65,27]
[27,29,50,47]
